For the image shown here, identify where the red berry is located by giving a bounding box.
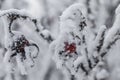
[64,42,76,53]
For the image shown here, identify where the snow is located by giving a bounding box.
[100,11,120,54]
[0,9,40,75]
[51,3,90,80]
[0,0,120,80]
[60,3,87,22]
[60,3,87,35]
[116,4,120,15]
[51,3,120,80]
[0,9,28,17]
[3,48,13,73]
[41,30,51,39]
[96,69,109,80]
[88,25,106,64]
[16,53,27,75]
[73,56,85,68]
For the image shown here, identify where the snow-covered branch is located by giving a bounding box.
[0,9,40,75]
[51,3,120,80]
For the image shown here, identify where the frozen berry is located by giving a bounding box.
[64,42,76,53]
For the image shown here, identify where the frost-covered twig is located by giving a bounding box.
[39,29,54,43]
[0,9,40,75]
[0,9,40,32]
[51,3,89,80]
[88,25,107,68]
[100,8,120,58]
[51,3,120,80]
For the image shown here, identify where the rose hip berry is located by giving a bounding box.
[64,42,76,53]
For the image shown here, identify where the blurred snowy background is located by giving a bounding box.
[0,0,120,80]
